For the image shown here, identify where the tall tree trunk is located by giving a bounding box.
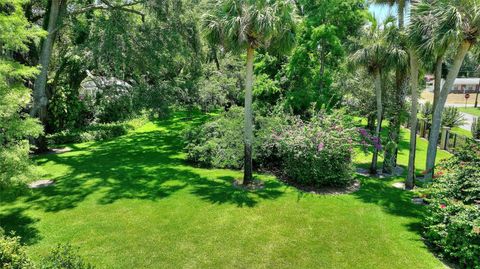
[406,49,419,190]
[243,47,255,185]
[425,41,471,179]
[398,0,405,29]
[30,0,61,152]
[383,0,407,174]
[383,69,407,174]
[432,55,443,111]
[371,68,383,175]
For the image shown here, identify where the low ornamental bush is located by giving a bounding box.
[46,117,147,146]
[0,230,94,269]
[423,142,480,269]
[0,229,35,269]
[40,244,94,269]
[184,108,357,187]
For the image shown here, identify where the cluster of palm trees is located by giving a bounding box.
[203,0,479,188]
[356,0,480,188]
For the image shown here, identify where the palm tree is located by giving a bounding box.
[423,0,480,180]
[203,0,296,185]
[372,0,411,174]
[352,16,403,175]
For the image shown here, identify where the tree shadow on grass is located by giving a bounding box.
[0,112,286,244]
[352,175,425,233]
[0,207,41,245]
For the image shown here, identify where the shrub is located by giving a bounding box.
[47,116,147,146]
[185,108,357,187]
[0,231,35,269]
[268,111,357,187]
[423,142,480,268]
[442,107,465,128]
[40,244,94,269]
[184,107,245,169]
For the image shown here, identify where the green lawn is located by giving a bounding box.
[459,107,480,117]
[0,113,450,268]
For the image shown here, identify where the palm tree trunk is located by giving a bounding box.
[371,68,383,175]
[243,47,255,185]
[425,41,471,179]
[30,0,62,152]
[398,0,405,29]
[406,49,419,189]
[432,55,443,111]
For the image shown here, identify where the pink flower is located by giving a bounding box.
[317,143,325,152]
[440,204,446,209]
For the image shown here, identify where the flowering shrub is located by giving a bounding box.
[268,111,357,187]
[423,142,480,268]
[185,109,357,188]
[357,128,382,151]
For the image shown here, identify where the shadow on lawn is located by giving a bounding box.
[0,113,285,244]
[352,175,425,233]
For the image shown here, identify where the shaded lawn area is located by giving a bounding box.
[0,113,448,268]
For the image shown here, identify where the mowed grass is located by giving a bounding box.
[0,113,449,268]
[458,107,480,117]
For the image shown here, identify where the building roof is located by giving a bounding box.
[454,78,480,85]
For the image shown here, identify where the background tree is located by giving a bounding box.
[352,16,399,175]
[0,0,44,188]
[203,0,296,185]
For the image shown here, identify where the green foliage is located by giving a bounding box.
[0,232,35,269]
[268,111,357,187]
[40,244,94,269]
[442,107,465,128]
[423,143,480,268]
[0,0,44,189]
[185,108,357,187]
[284,0,366,114]
[47,117,147,145]
[48,86,92,132]
[184,107,245,168]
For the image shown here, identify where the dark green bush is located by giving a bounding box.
[40,244,94,269]
[423,142,480,268]
[0,231,35,269]
[184,107,245,169]
[47,117,147,146]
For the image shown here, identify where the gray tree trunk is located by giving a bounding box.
[425,41,471,179]
[30,0,61,151]
[243,47,255,185]
[406,49,419,189]
[433,56,443,111]
[370,68,383,175]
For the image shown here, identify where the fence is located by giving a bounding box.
[413,119,479,154]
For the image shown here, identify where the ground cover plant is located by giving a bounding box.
[0,112,450,268]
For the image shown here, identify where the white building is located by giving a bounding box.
[426,77,480,94]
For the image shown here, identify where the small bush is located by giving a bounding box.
[442,107,465,128]
[184,107,245,169]
[268,111,357,187]
[0,231,35,269]
[47,117,147,146]
[40,244,94,269]
[423,142,480,268]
